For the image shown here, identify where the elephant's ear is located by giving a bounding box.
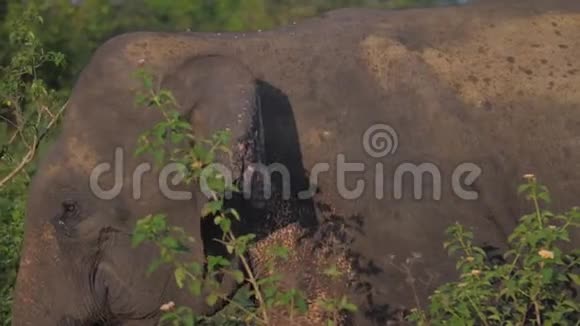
[160,55,265,196]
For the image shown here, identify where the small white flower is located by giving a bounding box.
[160,301,175,312]
[538,249,554,259]
[523,173,536,180]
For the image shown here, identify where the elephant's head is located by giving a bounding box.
[12,43,266,325]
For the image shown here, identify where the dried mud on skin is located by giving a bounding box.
[249,223,354,326]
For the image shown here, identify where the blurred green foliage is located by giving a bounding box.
[1,0,460,91]
[0,176,25,325]
[0,5,67,324]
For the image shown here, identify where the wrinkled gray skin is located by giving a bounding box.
[13,56,267,325]
[12,0,580,325]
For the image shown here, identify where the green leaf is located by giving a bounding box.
[568,273,580,286]
[188,279,202,297]
[131,232,147,247]
[207,255,230,271]
[295,295,309,313]
[323,264,343,279]
[206,293,218,306]
[541,268,553,283]
[218,216,231,233]
[270,245,290,260]
[202,200,223,217]
[161,236,188,252]
[146,259,164,276]
[231,270,245,284]
[227,208,242,221]
[517,183,532,195]
[537,191,551,204]
[175,267,186,288]
[341,302,358,312]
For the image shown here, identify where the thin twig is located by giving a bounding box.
[38,101,67,141]
[0,134,38,188]
[0,112,21,145]
[0,101,67,188]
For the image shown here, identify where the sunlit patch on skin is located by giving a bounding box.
[41,222,56,241]
[65,136,98,174]
[361,13,580,108]
[359,35,409,93]
[123,36,213,70]
[45,163,61,178]
[420,13,580,108]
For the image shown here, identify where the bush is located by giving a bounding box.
[0,5,66,324]
[0,176,26,325]
[409,175,580,326]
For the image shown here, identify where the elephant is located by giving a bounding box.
[12,0,580,325]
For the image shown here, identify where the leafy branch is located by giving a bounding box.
[0,6,66,189]
[409,175,580,325]
[130,67,311,325]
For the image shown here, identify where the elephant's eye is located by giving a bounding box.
[52,199,82,238]
[62,200,78,214]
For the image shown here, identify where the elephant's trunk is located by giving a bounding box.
[11,170,98,325]
[12,219,66,325]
